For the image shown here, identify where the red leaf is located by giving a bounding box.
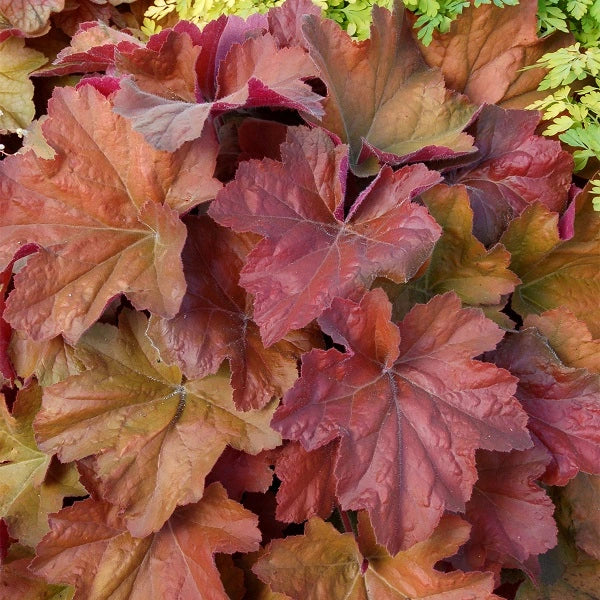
[463,445,557,573]
[53,0,115,37]
[267,0,321,49]
[0,85,221,343]
[303,5,476,173]
[147,216,318,410]
[209,126,442,346]
[274,289,531,553]
[0,262,15,382]
[113,29,322,151]
[31,483,261,599]
[492,329,600,486]
[447,105,573,245]
[274,441,337,523]
[38,22,143,77]
[207,448,274,501]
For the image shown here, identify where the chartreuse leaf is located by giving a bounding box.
[253,514,501,599]
[209,126,443,347]
[302,4,476,173]
[0,84,222,344]
[0,37,46,133]
[34,309,281,538]
[274,289,531,553]
[501,180,600,338]
[30,483,261,600]
[0,384,85,548]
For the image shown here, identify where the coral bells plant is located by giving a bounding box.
[0,0,600,598]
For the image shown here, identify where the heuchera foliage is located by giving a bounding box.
[0,0,599,598]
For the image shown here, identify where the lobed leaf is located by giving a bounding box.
[274,441,337,523]
[148,216,318,411]
[493,329,600,486]
[463,445,557,573]
[390,183,520,314]
[0,384,85,547]
[31,483,260,600]
[416,0,573,108]
[253,514,500,599]
[114,28,323,152]
[274,288,531,552]
[303,5,477,174]
[447,105,573,245]
[502,182,600,337]
[0,37,46,133]
[525,309,600,373]
[0,84,221,343]
[209,126,443,347]
[0,0,64,37]
[34,309,280,537]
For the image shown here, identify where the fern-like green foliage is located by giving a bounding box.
[527,45,600,211]
[530,0,600,210]
[141,0,516,44]
[537,0,600,45]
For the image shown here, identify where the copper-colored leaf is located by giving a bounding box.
[274,441,337,523]
[416,0,572,108]
[34,309,280,537]
[303,5,476,173]
[448,105,572,245]
[493,329,600,486]
[525,309,600,373]
[0,84,222,343]
[114,30,322,152]
[391,183,519,314]
[0,557,73,600]
[0,384,85,547]
[209,126,442,347]
[8,334,82,387]
[207,448,274,501]
[253,515,500,599]
[148,216,317,411]
[274,289,531,552]
[501,183,600,338]
[562,473,600,560]
[463,446,557,573]
[38,21,142,77]
[30,483,261,600]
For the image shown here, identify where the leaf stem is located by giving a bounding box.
[337,505,355,535]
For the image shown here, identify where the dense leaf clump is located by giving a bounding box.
[0,0,599,598]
